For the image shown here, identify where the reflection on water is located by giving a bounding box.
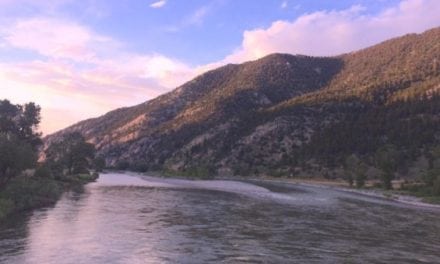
[0,173,439,263]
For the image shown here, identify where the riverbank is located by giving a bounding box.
[0,173,99,220]
[233,176,440,209]
[107,170,440,208]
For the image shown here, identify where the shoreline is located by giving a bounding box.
[115,170,440,209]
[0,173,99,221]
[230,176,440,209]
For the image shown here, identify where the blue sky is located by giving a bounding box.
[0,0,403,65]
[0,0,439,134]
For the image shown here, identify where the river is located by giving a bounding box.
[0,173,439,263]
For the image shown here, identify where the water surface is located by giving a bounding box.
[1,173,439,263]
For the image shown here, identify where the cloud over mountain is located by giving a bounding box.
[225,0,440,63]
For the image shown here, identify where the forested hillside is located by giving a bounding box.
[45,27,440,191]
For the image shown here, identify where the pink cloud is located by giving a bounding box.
[4,18,114,62]
[2,0,440,135]
[1,17,200,134]
[0,58,179,134]
[223,0,440,63]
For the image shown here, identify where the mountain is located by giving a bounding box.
[45,27,440,179]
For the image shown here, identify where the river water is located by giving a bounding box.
[0,173,439,263]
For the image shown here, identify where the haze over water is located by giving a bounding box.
[0,173,439,263]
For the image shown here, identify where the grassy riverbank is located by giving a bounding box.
[238,176,440,207]
[0,173,99,220]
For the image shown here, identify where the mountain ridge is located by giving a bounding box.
[45,27,440,179]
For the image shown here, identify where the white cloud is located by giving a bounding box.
[167,5,211,31]
[223,0,440,63]
[150,0,166,9]
[187,6,209,25]
[281,1,288,9]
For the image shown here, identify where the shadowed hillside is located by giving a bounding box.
[45,27,440,182]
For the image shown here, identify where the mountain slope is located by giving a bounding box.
[45,27,440,179]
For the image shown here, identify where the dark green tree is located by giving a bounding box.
[344,154,368,188]
[93,157,106,172]
[375,145,399,190]
[423,146,440,195]
[0,135,36,187]
[0,100,41,187]
[45,132,95,176]
[0,100,42,148]
[343,155,355,187]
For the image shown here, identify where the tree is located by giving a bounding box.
[355,162,367,188]
[344,154,368,188]
[423,146,440,194]
[0,135,36,187]
[93,157,106,172]
[45,132,95,176]
[433,175,440,196]
[0,100,41,148]
[0,100,41,187]
[375,145,399,190]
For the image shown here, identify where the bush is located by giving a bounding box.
[182,165,215,179]
[116,161,130,170]
[0,198,14,219]
[422,169,438,186]
[0,176,62,212]
[433,175,440,196]
[130,162,149,172]
[355,173,366,188]
[34,164,53,178]
[76,173,99,182]
[93,157,106,172]
[164,165,215,179]
[381,172,393,190]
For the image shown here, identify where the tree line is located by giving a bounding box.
[0,99,101,190]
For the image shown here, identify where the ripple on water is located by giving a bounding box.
[0,173,439,264]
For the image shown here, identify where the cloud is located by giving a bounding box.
[0,17,197,134]
[281,1,288,9]
[187,6,209,25]
[2,0,440,134]
[0,55,195,134]
[3,18,114,62]
[150,0,166,9]
[223,0,440,63]
[165,5,211,32]
[0,0,75,15]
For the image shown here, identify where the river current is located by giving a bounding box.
[0,173,439,263]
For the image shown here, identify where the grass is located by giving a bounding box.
[61,173,99,184]
[0,177,62,220]
[0,172,99,221]
[421,196,440,204]
[162,166,215,180]
[390,182,440,204]
[0,198,14,219]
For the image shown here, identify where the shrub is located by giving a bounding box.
[0,198,14,219]
[34,164,53,178]
[93,157,106,172]
[0,177,62,212]
[433,175,440,196]
[116,161,130,170]
[130,162,149,172]
[355,173,366,188]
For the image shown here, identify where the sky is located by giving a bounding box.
[0,0,439,134]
